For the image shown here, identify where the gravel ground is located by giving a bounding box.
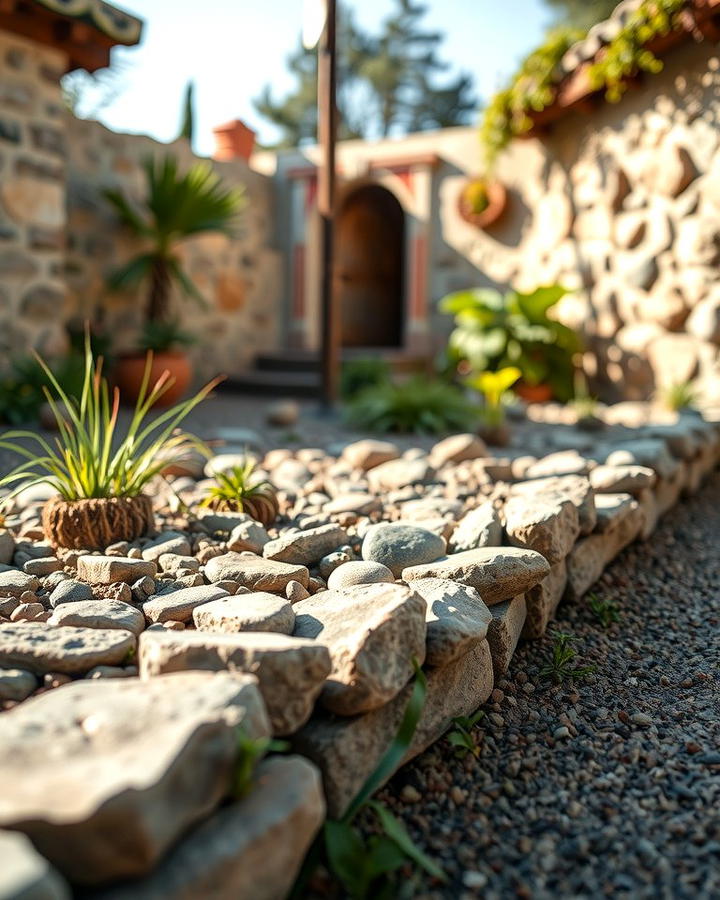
[352,471,720,899]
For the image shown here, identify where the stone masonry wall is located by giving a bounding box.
[443,38,720,405]
[65,117,282,382]
[0,32,69,362]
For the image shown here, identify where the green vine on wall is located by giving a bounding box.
[479,0,689,169]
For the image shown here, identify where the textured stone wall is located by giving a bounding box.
[65,118,282,382]
[446,38,720,405]
[0,32,69,361]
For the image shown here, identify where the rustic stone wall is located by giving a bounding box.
[447,38,720,405]
[65,117,282,382]
[0,32,69,362]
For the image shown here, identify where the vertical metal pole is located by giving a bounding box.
[318,0,338,409]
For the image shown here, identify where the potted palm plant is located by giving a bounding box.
[0,337,219,550]
[106,155,245,406]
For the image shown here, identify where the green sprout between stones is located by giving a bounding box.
[588,593,621,628]
[233,729,290,798]
[292,659,446,900]
[0,335,218,504]
[446,709,485,759]
[540,631,596,685]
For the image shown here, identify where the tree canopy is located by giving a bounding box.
[254,0,476,148]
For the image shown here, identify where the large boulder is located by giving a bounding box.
[293,583,426,716]
[0,672,269,885]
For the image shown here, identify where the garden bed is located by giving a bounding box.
[0,401,719,897]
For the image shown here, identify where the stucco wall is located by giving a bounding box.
[0,31,69,361]
[65,117,282,382]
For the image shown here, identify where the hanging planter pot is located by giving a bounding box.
[457,177,507,230]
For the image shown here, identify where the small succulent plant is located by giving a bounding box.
[201,458,279,526]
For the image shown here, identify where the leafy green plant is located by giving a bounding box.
[588,593,621,628]
[479,27,584,167]
[293,661,446,900]
[106,155,245,323]
[233,729,290,798]
[347,375,477,434]
[587,0,686,102]
[0,338,217,503]
[466,366,521,428]
[540,631,596,684]
[201,458,279,525]
[441,284,580,401]
[478,1,686,166]
[138,320,196,354]
[658,380,699,412]
[340,357,391,400]
[446,709,485,759]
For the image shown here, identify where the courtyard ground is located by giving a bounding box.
[357,471,720,899]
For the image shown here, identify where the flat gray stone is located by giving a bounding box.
[293,640,494,818]
[594,493,637,533]
[486,595,527,678]
[0,623,135,675]
[23,557,62,576]
[326,560,394,589]
[362,523,446,578]
[367,457,434,492]
[76,556,157,585]
[226,517,270,554]
[143,585,230,624]
[0,672,269,885]
[0,530,15,565]
[293,583,427,716]
[0,667,38,702]
[141,532,192,562]
[523,560,568,639]
[263,524,348,566]
[429,433,487,467]
[409,577,491,668]
[402,547,550,606]
[589,464,656,494]
[504,492,580,564]
[0,570,40,597]
[566,501,644,600]
[193,593,295,635]
[524,450,591,479]
[341,439,399,471]
[90,756,324,900]
[511,474,597,535]
[48,599,146,636]
[140,630,331,735]
[205,552,309,591]
[0,829,70,900]
[449,501,502,552]
[49,579,94,608]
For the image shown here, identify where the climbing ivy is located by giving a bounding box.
[479,0,689,168]
[587,0,687,101]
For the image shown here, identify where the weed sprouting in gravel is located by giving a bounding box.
[446,709,485,758]
[589,592,621,628]
[540,631,596,684]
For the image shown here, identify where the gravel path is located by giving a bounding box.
[358,471,720,899]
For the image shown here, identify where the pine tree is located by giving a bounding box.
[543,0,619,31]
[253,0,476,148]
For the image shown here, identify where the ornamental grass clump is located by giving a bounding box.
[0,339,219,550]
[201,458,279,526]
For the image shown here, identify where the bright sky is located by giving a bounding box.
[94,0,553,157]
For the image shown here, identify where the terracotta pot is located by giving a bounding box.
[457,179,507,230]
[514,381,553,404]
[42,495,154,550]
[478,422,511,448]
[114,351,192,408]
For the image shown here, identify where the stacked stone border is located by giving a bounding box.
[1,409,719,898]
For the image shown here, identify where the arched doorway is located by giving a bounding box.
[334,184,405,347]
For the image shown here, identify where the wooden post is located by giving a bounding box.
[317,0,339,409]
